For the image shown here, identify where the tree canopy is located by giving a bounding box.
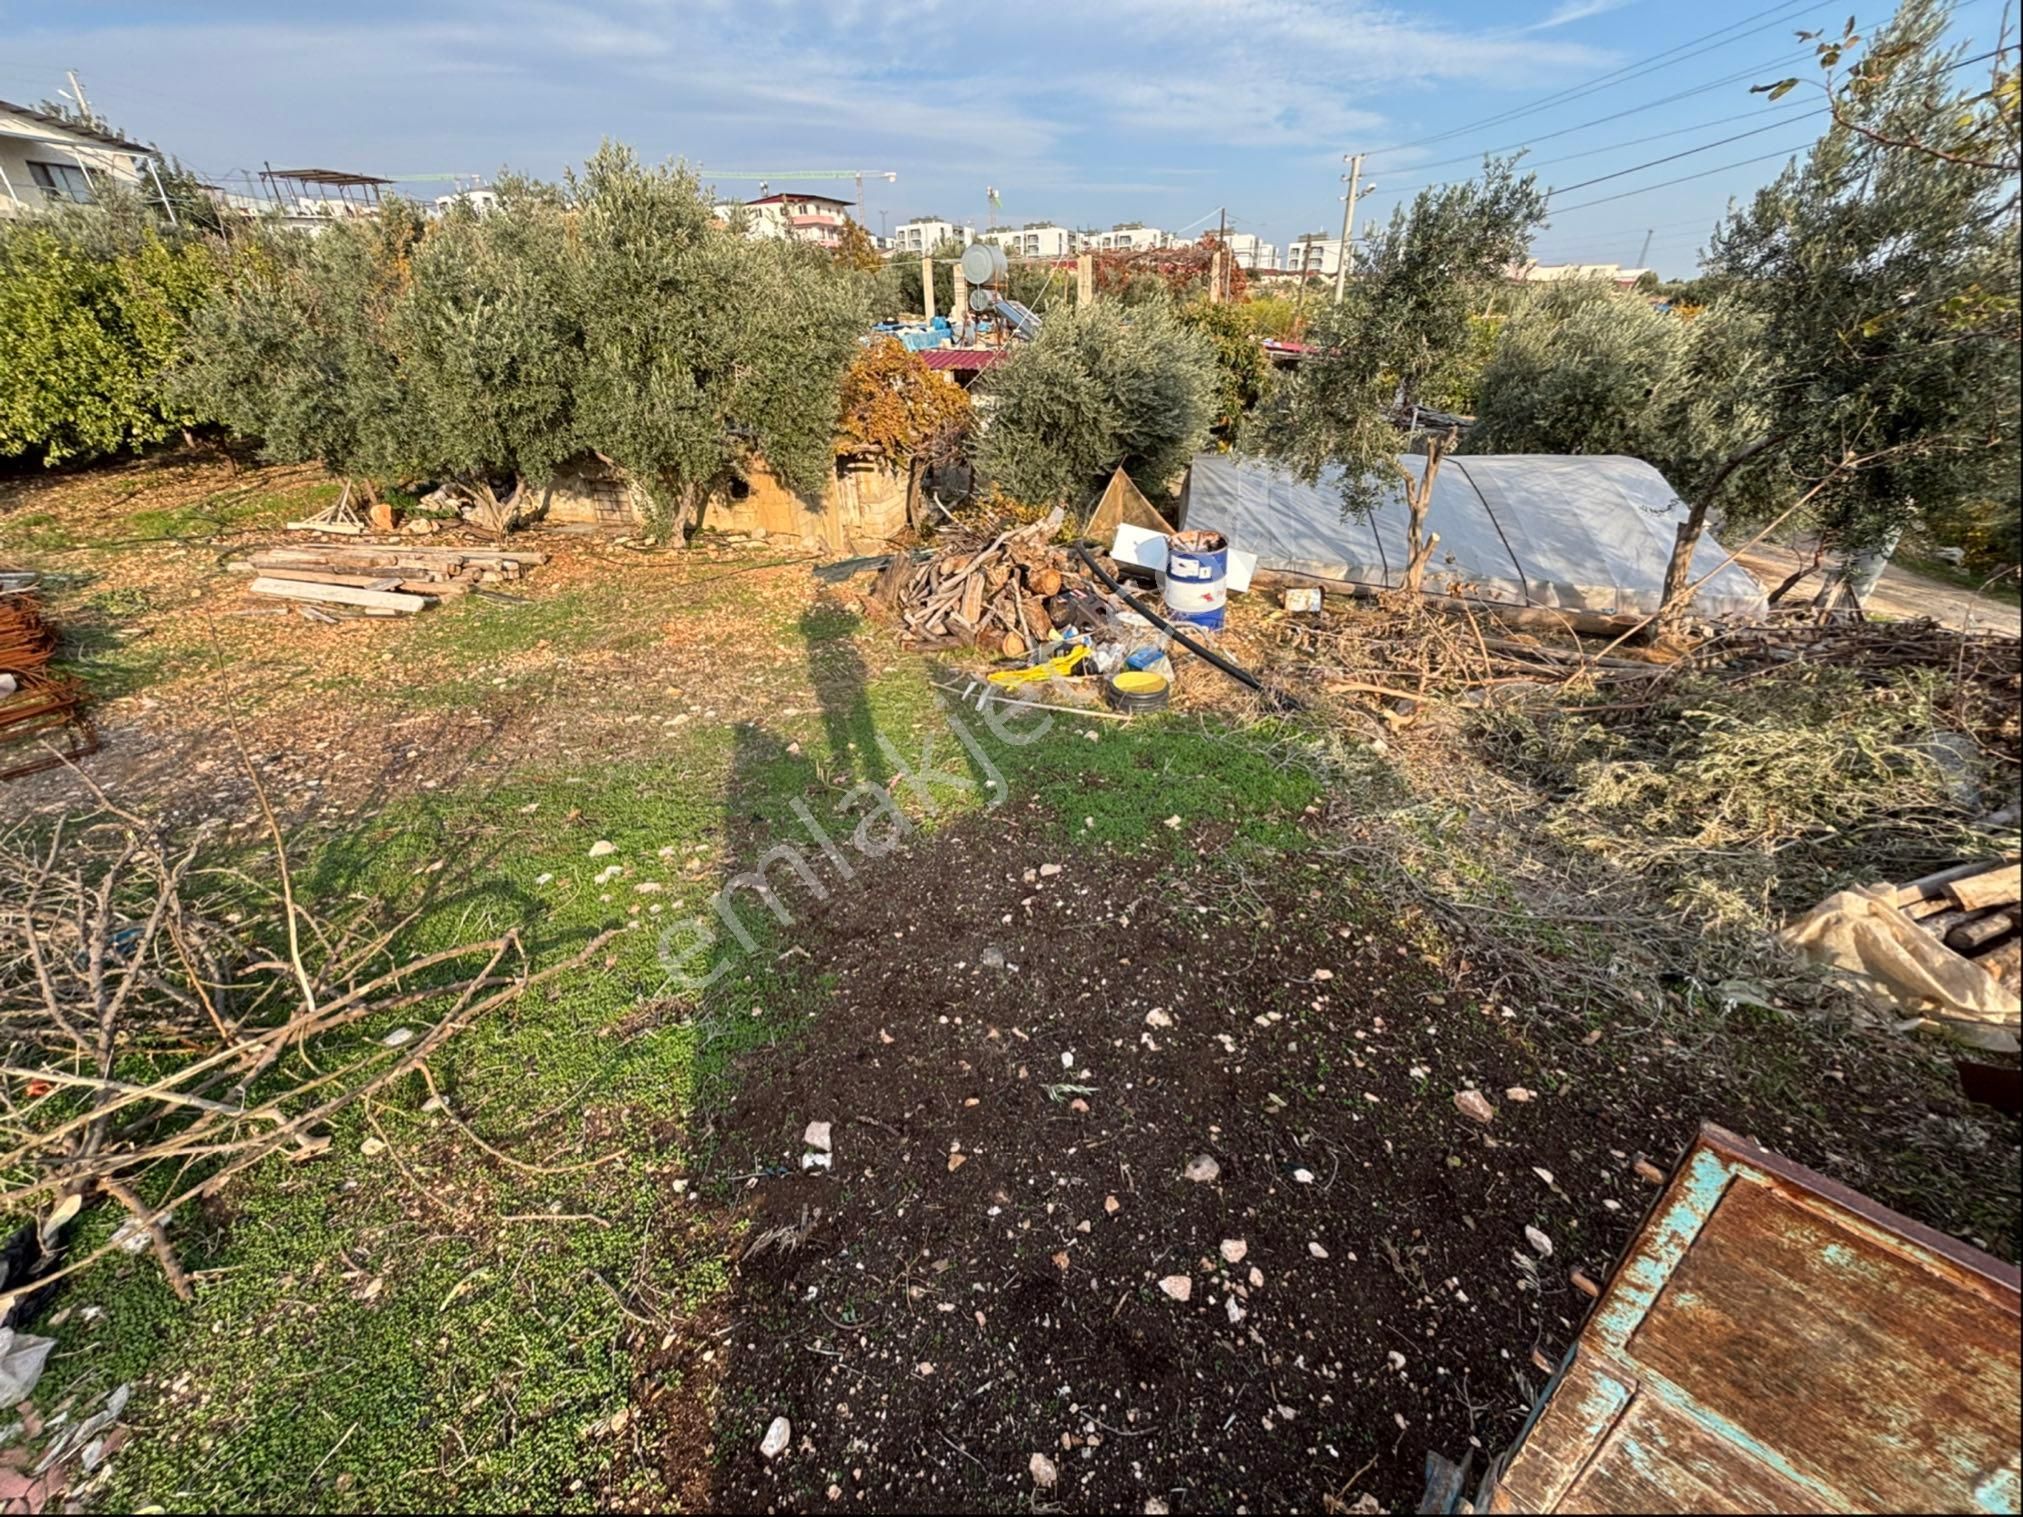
[1246,156,1547,590]
[1704,0,2020,598]
[973,302,1218,508]
[1249,156,1547,515]
[179,144,867,534]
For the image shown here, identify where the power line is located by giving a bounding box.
[1372,100,1821,185]
[1358,45,1819,201]
[1544,114,1819,198]
[1544,45,2009,212]
[1371,44,2007,220]
[1364,0,1826,156]
[1549,143,1813,214]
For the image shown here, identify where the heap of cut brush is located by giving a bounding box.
[227,542,547,622]
[1276,608,2023,740]
[873,509,1105,656]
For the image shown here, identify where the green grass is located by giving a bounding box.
[0,510,78,552]
[122,483,332,545]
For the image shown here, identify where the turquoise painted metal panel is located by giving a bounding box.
[1472,1123,2022,1515]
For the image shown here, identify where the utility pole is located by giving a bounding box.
[1215,206,1228,302]
[1333,154,1363,303]
[64,69,95,127]
[1635,227,1654,269]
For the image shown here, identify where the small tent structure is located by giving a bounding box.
[1179,453,1768,621]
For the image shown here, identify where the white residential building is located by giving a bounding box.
[1085,222,1169,253]
[1509,261,1652,288]
[433,186,499,217]
[1222,232,1278,271]
[0,98,152,218]
[891,217,975,255]
[982,223,1076,259]
[1285,233,1344,278]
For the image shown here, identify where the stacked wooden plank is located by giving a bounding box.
[227,543,546,619]
[1895,859,2023,994]
[874,509,1078,655]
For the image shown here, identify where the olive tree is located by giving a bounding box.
[177,206,426,494]
[1697,0,2020,608]
[973,301,1218,508]
[565,144,867,536]
[1249,156,1547,591]
[1467,285,1776,612]
[393,178,581,527]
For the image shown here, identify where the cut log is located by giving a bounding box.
[1000,630,1028,658]
[1029,567,1063,598]
[427,569,486,599]
[247,577,429,613]
[286,519,364,535]
[1947,911,2020,954]
[252,549,464,574]
[1974,936,2021,991]
[1892,859,2016,908]
[250,544,542,567]
[1946,863,2023,913]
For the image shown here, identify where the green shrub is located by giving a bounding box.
[973,301,1217,507]
[0,208,217,464]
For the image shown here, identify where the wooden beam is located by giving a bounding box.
[1244,565,1641,637]
[1947,863,2023,913]
[230,565,408,589]
[247,577,429,613]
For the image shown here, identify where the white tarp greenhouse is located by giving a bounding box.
[1179,452,1769,621]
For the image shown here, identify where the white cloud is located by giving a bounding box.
[17,0,1618,246]
[1524,0,1636,32]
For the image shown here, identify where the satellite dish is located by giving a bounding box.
[960,243,1008,285]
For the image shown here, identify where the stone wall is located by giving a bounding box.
[538,453,908,554]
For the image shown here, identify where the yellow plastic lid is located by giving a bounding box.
[1111,671,1169,695]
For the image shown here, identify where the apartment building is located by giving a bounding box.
[981,222,1076,259]
[890,216,976,254]
[1084,222,1168,253]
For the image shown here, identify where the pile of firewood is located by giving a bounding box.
[1896,859,2023,994]
[873,509,1084,656]
[226,543,546,620]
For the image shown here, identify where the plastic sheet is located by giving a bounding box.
[1180,452,1769,620]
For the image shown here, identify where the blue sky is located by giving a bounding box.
[3,0,2009,276]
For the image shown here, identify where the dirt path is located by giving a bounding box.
[1737,544,2021,635]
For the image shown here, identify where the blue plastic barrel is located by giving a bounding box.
[1163,530,1229,630]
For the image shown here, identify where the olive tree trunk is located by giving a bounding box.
[1657,436,1779,626]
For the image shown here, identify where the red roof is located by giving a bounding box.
[919,348,1006,373]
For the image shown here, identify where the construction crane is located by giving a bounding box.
[702,168,896,211]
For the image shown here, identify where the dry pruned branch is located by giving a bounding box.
[0,771,617,1312]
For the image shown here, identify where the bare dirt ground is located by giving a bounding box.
[1737,543,2022,635]
[683,799,2017,1514]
